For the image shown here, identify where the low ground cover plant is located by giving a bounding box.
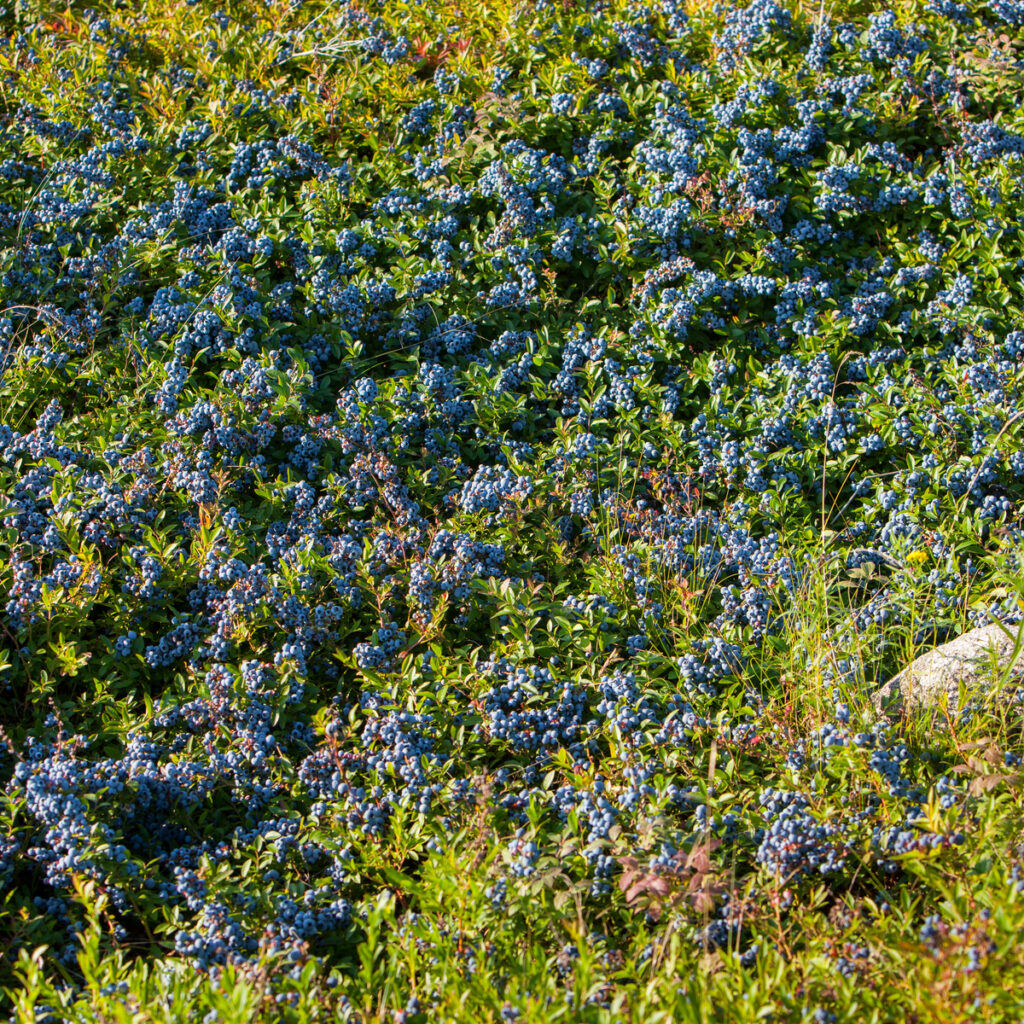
[1,0,1024,1019]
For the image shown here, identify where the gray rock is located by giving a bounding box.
[873,622,1024,718]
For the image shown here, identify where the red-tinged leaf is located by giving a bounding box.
[983,744,1004,767]
[625,873,673,905]
[961,737,995,752]
[969,773,1010,796]
[685,839,720,873]
[689,887,718,914]
[617,858,640,893]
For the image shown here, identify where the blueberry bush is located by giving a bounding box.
[2,0,1024,1019]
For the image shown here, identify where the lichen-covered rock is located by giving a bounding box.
[873,623,1024,718]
